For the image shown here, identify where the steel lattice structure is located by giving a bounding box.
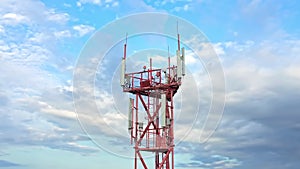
[120,31,185,169]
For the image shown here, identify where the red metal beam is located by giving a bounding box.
[137,151,148,169]
[158,149,171,169]
[137,121,155,145]
[138,94,151,118]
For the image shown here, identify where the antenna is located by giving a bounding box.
[168,45,170,77]
[123,33,128,59]
[120,33,128,86]
[177,21,180,51]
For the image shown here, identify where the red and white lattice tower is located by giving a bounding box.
[120,31,185,169]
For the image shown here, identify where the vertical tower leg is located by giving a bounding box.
[135,149,137,169]
[155,153,159,169]
[166,153,169,169]
[172,149,174,169]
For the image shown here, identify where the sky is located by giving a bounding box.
[0,0,300,169]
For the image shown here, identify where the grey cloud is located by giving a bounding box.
[0,160,21,167]
[174,39,300,169]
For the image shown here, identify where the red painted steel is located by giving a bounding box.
[121,33,183,169]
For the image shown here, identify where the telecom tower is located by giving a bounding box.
[120,30,185,169]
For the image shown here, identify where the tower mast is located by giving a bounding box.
[121,27,185,169]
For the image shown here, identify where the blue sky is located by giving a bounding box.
[0,0,300,169]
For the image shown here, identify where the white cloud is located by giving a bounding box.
[2,13,25,20]
[128,36,298,167]
[0,0,87,154]
[1,13,29,25]
[0,25,4,33]
[168,4,191,12]
[76,1,82,7]
[175,38,300,168]
[28,32,51,43]
[77,0,119,8]
[54,30,72,39]
[177,153,241,169]
[183,4,189,11]
[285,65,300,79]
[39,101,77,119]
[46,9,70,24]
[0,42,51,66]
[63,3,72,8]
[78,0,102,6]
[148,0,191,12]
[0,1,70,26]
[73,24,95,37]
[213,43,226,56]
[111,1,119,7]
